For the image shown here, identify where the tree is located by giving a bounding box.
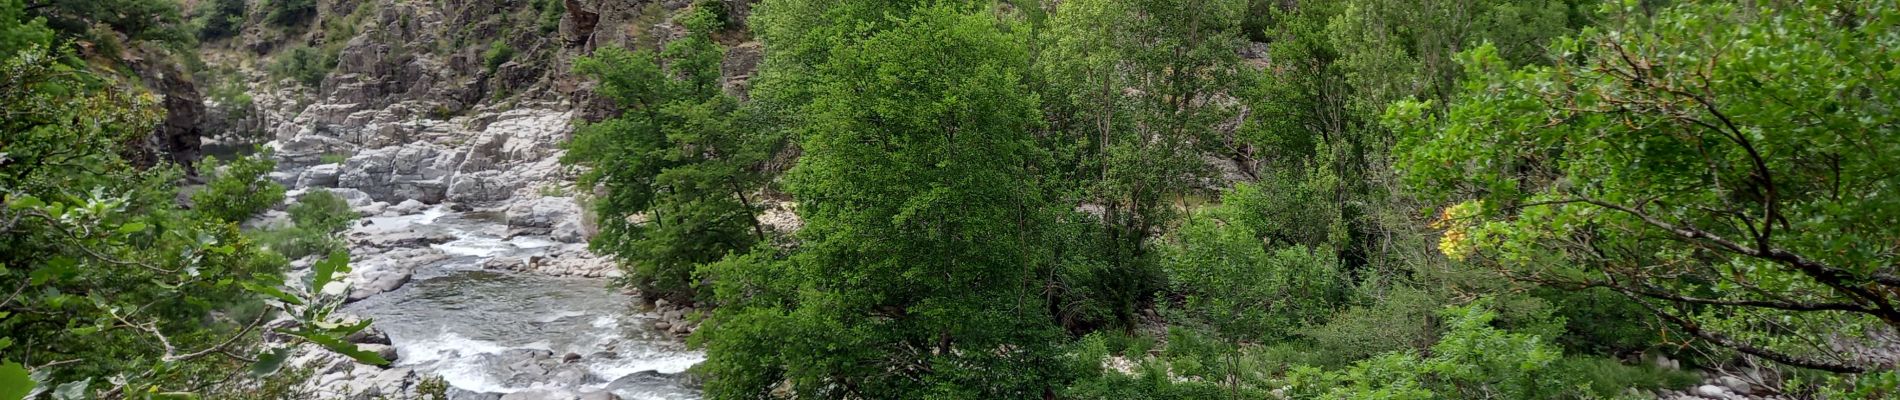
[696,4,1070,398]
[1399,0,1900,373]
[1,22,382,397]
[1036,0,1251,330]
[564,6,772,304]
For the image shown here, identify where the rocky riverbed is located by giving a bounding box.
[240,101,709,399]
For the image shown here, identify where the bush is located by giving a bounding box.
[263,0,315,26]
[484,40,514,72]
[533,0,564,34]
[1288,304,1577,399]
[1557,356,1701,397]
[1160,182,1349,341]
[288,190,353,233]
[253,191,355,260]
[1300,285,1444,366]
[192,0,246,40]
[194,152,286,223]
[268,45,335,87]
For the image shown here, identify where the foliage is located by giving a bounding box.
[193,151,286,224]
[1396,0,1900,373]
[694,3,1074,398]
[1286,304,1575,399]
[25,0,189,45]
[483,40,514,72]
[564,6,772,304]
[0,27,379,400]
[532,0,565,34]
[1557,356,1701,397]
[268,45,335,88]
[1162,185,1349,341]
[263,0,316,27]
[252,190,354,260]
[193,0,247,41]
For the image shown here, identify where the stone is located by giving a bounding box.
[358,343,400,363]
[390,199,428,215]
[348,268,413,302]
[577,392,620,400]
[298,163,343,187]
[1717,376,1754,395]
[506,197,580,228]
[346,325,392,345]
[1694,385,1733,399]
[563,352,582,363]
[326,188,377,208]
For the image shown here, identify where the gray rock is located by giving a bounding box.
[390,199,429,215]
[577,392,620,400]
[506,197,580,228]
[359,343,400,363]
[346,325,392,345]
[326,188,377,208]
[348,269,413,302]
[1717,376,1754,395]
[1694,385,1733,399]
[298,163,343,188]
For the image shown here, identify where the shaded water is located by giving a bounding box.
[343,208,702,399]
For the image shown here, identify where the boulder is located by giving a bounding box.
[358,343,401,363]
[346,325,392,345]
[507,197,580,228]
[298,163,343,188]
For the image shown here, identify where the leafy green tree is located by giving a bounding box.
[564,6,772,304]
[1036,0,1252,329]
[1398,0,1900,373]
[1162,185,1349,342]
[696,4,1071,398]
[0,33,381,399]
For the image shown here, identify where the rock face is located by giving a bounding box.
[202,1,768,398]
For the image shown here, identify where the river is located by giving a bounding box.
[339,207,704,399]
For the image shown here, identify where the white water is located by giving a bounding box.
[344,208,704,398]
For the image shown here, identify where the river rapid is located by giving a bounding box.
[337,207,704,399]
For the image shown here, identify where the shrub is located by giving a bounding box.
[533,0,564,34]
[288,190,353,233]
[1557,356,1701,397]
[1160,182,1349,341]
[263,0,315,26]
[484,40,514,72]
[195,152,286,223]
[192,0,246,40]
[1288,304,1577,399]
[254,190,355,260]
[268,45,335,88]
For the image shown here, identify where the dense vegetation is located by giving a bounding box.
[1,0,391,397]
[5,0,1896,398]
[562,0,1900,398]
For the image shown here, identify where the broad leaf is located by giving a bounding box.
[0,361,33,400]
[250,348,292,377]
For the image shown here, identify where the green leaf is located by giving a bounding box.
[310,252,350,295]
[0,361,34,400]
[52,378,88,400]
[6,195,42,211]
[116,222,148,234]
[250,348,292,377]
[241,281,303,306]
[0,337,11,351]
